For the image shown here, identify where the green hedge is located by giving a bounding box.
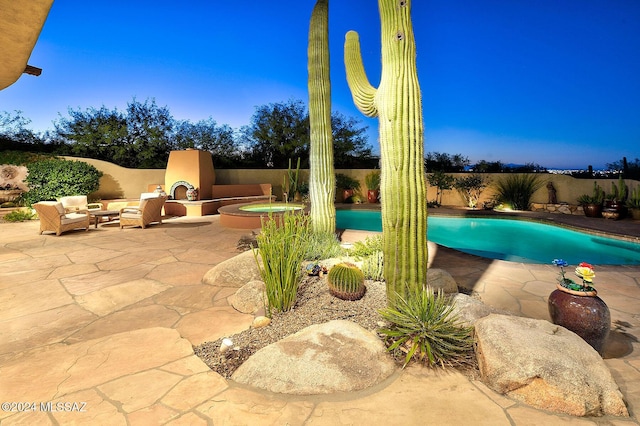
[20,159,102,205]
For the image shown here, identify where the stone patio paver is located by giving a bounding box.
[1,213,639,425]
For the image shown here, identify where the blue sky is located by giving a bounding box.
[1,0,638,169]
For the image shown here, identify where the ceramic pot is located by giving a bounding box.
[342,189,354,203]
[548,284,610,355]
[582,203,602,218]
[186,188,198,201]
[367,189,379,203]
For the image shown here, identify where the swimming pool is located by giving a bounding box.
[335,210,640,265]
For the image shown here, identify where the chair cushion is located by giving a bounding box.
[138,199,149,211]
[140,192,161,200]
[120,212,142,219]
[53,202,65,215]
[59,195,88,209]
[60,214,88,225]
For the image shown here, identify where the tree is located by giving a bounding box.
[240,99,373,169]
[125,99,175,168]
[55,106,131,165]
[0,111,49,151]
[607,157,640,180]
[174,118,241,167]
[471,160,504,173]
[54,98,176,169]
[332,112,375,168]
[241,100,310,168]
[424,152,469,172]
[427,170,455,206]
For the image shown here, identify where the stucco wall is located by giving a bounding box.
[63,157,165,200]
[66,157,637,206]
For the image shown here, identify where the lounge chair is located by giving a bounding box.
[119,195,167,229]
[58,195,102,213]
[33,201,91,236]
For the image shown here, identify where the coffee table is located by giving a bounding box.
[90,210,120,228]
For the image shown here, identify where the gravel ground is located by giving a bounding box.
[194,275,388,379]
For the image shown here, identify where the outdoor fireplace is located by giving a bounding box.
[164,149,215,201]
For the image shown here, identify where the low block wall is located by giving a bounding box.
[530,203,584,215]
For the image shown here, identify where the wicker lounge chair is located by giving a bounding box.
[119,196,167,229]
[58,195,102,213]
[33,201,91,236]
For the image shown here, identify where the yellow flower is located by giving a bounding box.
[575,266,595,283]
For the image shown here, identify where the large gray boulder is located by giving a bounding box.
[232,320,395,395]
[475,314,628,417]
[427,268,458,293]
[202,249,262,288]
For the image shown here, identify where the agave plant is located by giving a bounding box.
[378,287,474,368]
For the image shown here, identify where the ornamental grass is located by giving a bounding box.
[255,211,311,316]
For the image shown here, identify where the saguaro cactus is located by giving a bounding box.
[344,0,428,305]
[308,0,336,234]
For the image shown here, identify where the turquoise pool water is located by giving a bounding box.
[239,203,303,213]
[335,210,640,265]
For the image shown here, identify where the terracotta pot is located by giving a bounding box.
[630,208,640,220]
[367,189,379,203]
[548,284,610,355]
[582,203,602,218]
[342,189,354,203]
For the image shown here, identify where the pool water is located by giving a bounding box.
[239,203,303,213]
[335,210,640,265]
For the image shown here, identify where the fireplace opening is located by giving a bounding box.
[169,181,195,200]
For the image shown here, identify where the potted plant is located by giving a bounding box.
[335,173,361,203]
[577,181,604,218]
[626,184,640,220]
[549,259,610,355]
[602,175,628,220]
[364,170,381,203]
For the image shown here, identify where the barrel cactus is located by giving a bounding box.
[327,262,366,301]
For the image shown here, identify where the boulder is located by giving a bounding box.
[202,249,262,288]
[229,280,266,314]
[449,293,499,326]
[427,268,458,293]
[475,314,628,417]
[232,320,395,395]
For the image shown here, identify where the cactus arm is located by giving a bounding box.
[344,31,378,118]
[308,0,336,233]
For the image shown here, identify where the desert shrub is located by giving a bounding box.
[349,235,383,259]
[255,212,311,315]
[379,287,474,368]
[494,174,545,210]
[362,251,384,281]
[3,209,35,222]
[20,159,102,206]
[303,231,343,260]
